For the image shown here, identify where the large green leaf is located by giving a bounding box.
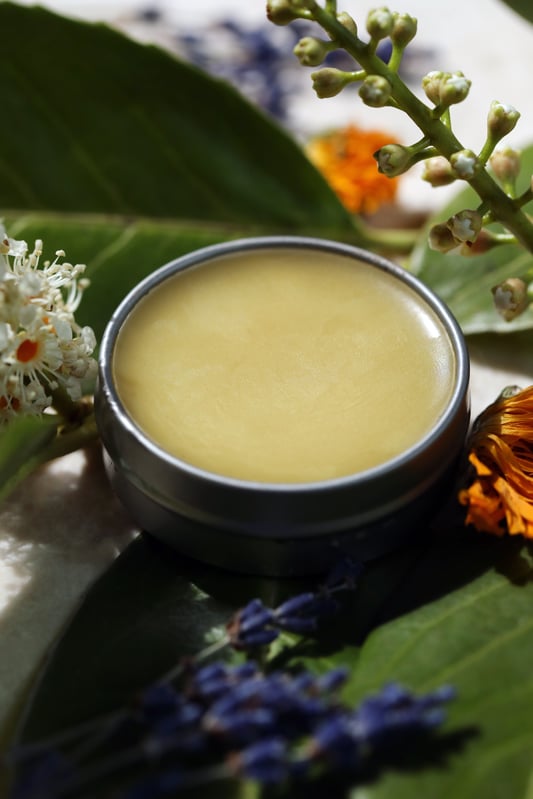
[0,413,59,502]
[498,0,533,25]
[0,0,360,503]
[10,522,533,798]
[4,213,248,341]
[411,146,533,334]
[346,534,533,799]
[0,2,352,232]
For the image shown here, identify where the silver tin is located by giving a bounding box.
[95,236,470,576]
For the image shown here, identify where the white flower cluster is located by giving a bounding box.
[0,225,97,421]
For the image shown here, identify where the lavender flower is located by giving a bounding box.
[226,558,362,651]
[9,562,456,799]
[235,737,288,784]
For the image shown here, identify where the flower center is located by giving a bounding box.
[16,338,39,363]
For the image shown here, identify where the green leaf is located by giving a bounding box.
[4,213,248,341]
[345,532,533,799]
[13,534,297,741]
[498,0,533,25]
[0,2,365,345]
[411,146,533,335]
[0,413,59,502]
[11,524,533,798]
[0,2,352,232]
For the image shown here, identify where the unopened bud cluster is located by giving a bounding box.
[422,70,471,109]
[359,75,392,107]
[293,5,417,107]
[487,101,520,140]
[429,209,483,255]
[492,277,531,322]
[266,0,313,25]
[374,143,412,177]
[270,1,533,273]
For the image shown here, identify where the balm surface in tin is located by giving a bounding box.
[96,236,470,576]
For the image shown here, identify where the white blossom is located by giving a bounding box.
[0,224,97,421]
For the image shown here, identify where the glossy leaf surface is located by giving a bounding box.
[0,3,352,231]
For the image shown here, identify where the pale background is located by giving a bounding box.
[1,0,533,744]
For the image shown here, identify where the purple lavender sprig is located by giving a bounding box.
[226,556,363,650]
[7,558,458,799]
[9,662,455,798]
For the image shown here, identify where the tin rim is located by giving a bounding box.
[96,235,470,537]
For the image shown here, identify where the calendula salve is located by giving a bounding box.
[96,237,469,575]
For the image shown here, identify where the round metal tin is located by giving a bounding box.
[95,236,470,576]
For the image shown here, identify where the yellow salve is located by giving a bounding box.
[113,248,455,483]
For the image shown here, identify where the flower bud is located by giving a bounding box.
[492,277,529,321]
[439,71,471,106]
[422,71,446,105]
[390,12,417,47]
[450,149,478,180]
[266,0,305,25]
[294,36,330,66]
[374,143,411,177]
[489,147,521,183]
[428,223,459,253]
[447,209,483,244]
[359,74,392,107]
[336,11,357,36]
[366,7,394,40]
[487,100,520,139]
[311,67,351,98]
[421,156,456,187]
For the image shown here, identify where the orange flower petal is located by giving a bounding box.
[306,124,400,214]
[459,386,533,539]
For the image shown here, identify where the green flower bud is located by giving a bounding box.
[450,149,478,180]
[294,36,330,66]
[359,75,392,107]
[366,7,394,40]
[489,147,521,183]
[311,67,351,98]
[492,277,529,321]
[374,143,412,177]
[422,71,446,105]
[439,71,471,106]
[487,100,520,139]
[421,156,456,187]
[428,223,459,253]
[266,0,306,25]
[390,12,417,47]
[447,209,483,244]
[336,11,357,36]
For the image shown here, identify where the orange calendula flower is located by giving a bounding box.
[458,385,533,538]
[306,124,400,214]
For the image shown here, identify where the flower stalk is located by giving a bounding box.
[278,0,533,254]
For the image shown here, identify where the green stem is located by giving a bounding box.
[516,187,533,208]
[478,133,497,166]
[387,43,404,73]
[354,221,420,254]
[40,412,99,463]
[49,383,86,422]
[306,2,533,253]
